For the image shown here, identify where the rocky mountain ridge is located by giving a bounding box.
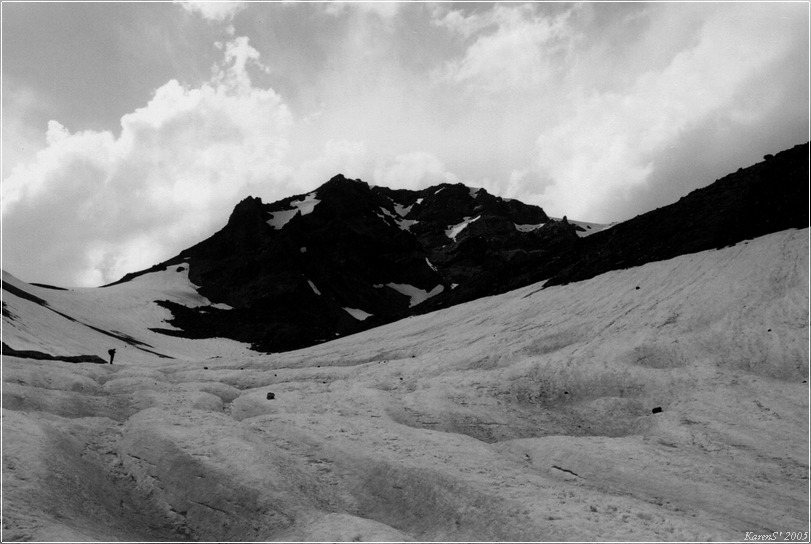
[108,142,809,353]
[110,174,579,352]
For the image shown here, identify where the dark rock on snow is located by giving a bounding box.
[1,342,108,364]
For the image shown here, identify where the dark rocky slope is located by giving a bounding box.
[109,142,809,352]
[545,142,809,287]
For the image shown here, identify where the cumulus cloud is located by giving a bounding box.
[177,1,246,23]
[430,3,807,222]
[2,37,292,286]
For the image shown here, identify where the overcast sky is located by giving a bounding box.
[2,2,808,287]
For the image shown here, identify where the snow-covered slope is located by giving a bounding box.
[2,228,808,541]
[2,266,254,364]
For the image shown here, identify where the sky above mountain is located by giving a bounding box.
[2,1,808,287]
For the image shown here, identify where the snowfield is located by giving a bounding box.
[1,228,809,542]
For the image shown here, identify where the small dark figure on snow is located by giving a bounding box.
[108,349,116,365]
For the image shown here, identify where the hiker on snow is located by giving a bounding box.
[108,349,116,365]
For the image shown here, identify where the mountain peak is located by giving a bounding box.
[322,173,366,189]
[226,195,267,229]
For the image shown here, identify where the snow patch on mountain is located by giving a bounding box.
[343,307,373,321]
[446,216,481,241]
[378,206,418,231]
[385,282,445,307]
[397,219,419,232]
[375,210,396,227]
[267,192,320,230]
[308,280,321,296]
[393,203,413,217]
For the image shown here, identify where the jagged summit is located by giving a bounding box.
[143,176,573,352]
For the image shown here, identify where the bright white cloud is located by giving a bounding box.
[533,3,804,221]
[437,4,577,93]
[423,2,807,222]
[294,139,370,189]
[177,1,246,23]
[373,152,458,190]
[2,37,292,286]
